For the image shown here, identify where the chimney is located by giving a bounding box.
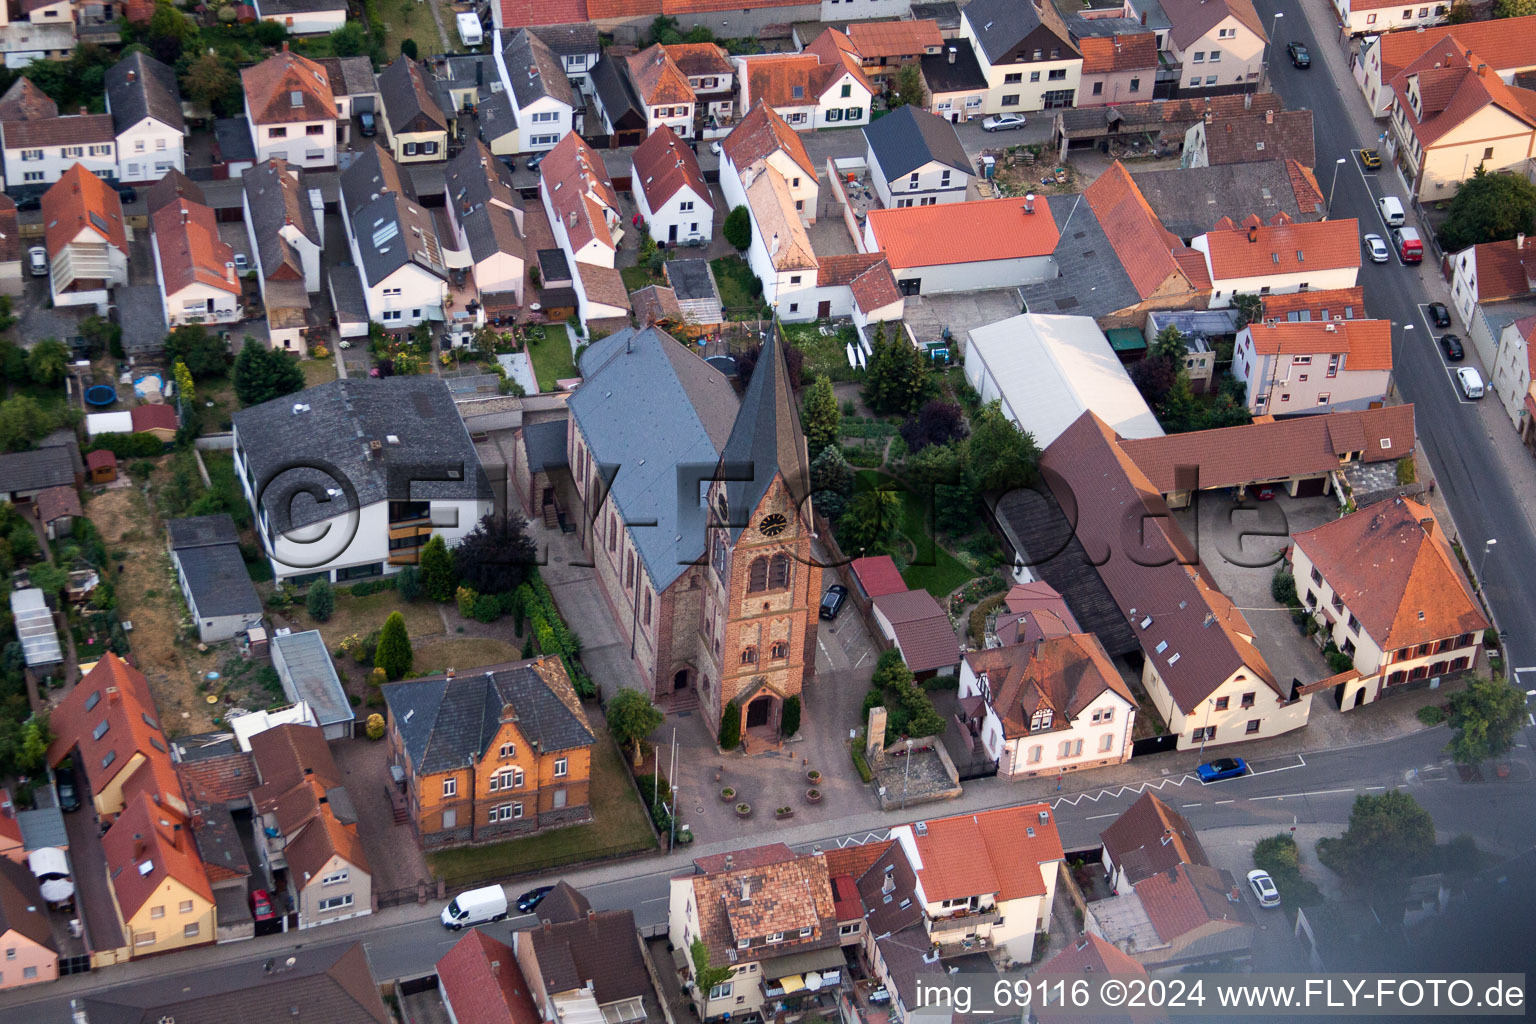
[1203,110,1213,124]
[127,69,136,83]
[1140,9,1146,23]
[770,232,780,256]
[1478,63,1488,77]
[1244,92,1252,110]
[446,667,455,678]
[1518,233,1527,250]
[107,686,121,705]
[724,854,734,870]
[1420,517,1435,536]
[79,106,87,117]
[587,908,597,920]
[1247,224,1259,244]
[1023,193,1035,214]
[369,439,383,458]
[1265,108,1274,125]
[948,46,956,64]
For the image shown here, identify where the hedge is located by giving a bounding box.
[518,573,594,698]
[86,433,168,458]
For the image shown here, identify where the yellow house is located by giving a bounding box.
[378,55,450,164]
[101,793,216,959]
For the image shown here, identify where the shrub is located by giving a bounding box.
[395,565,423,602]
[781,695,801,737]
[718,700,741,749]
[1417,705,1447,726]
[472,594,501,623]
[456,585,478,618]
[851,740,873,783]
[1325,648,1354,674]
[374,611,413,680]
[1270,567,1299,607]
[305,579,334,622]
[365,713,385,740]
[369,666,387,688]
[923,674,958,691]
[420,535,456,601]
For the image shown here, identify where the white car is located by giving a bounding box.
[1247,869,1281,908]
[1456,366,1485,399]
[982,113,1026,132]
[27,246,47,277]
[1363,234,1390,263]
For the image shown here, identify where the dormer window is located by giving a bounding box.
[767,932,784,943]
[798,926,812,937]
[1030,709,1053,731]
[290,90,303,107]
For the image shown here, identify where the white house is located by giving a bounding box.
[964,313,1163,447]
[167,514,263,644]
[339,143,450,330]
[631,125,713,247]
[105,52,186,184]
[626,44,695,139]
[242,47,341,170]
[1335,0,1448,37]
[252,0,348,35]
[444,140,526,316]
[540,132,628,327]
[738,162,820,319]
[719,102,820,227]
[956,0,1081,114]
[664,41,735,137]
[231,377,494,585]
[1493,313,1536,441]
[151,197,243,329]
[243,158,325,354]
[734,29,873,131]
[1354,16,1536,118]
[1193,219,1362,308]
[959,634,1137,780]
[496,29,575,155]
[2,115,116,189]
[1159,0,1267,93]
[862,196,1059,295]
[531,24,601,90]
[1450,235,1536,368]
[862,105,973,208]
[1232,319,1392,416]
[41,164,128,312]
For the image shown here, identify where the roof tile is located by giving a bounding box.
[1201,218,1361,280]
[1243,318,1391,370]
[867,196,1058,269]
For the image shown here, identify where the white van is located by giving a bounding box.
[457,12,483,46]
[1377,196,1405,227]
[441,884,507,929]
[1456,366,1485,399]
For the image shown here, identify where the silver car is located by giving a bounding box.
[982,113,1027,132]
[1363,234,1390,263]
[1247,869,1281,908]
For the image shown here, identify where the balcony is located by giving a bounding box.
[934,934,993,959]
[931,906,1001,928]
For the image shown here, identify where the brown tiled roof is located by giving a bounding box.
[1161,0,1266,50]
[873,589,960,674]
[664,42,733,79]
[845,19,943,60]
[1243,318,1392,371]
[996,580,1080,645]
[176,751,257,804]
[437,929,540,1024]
[145,169,206,215]
[0,857,54,953]
[526,909,651,1004]
[823,839,891,881]
[535,880,592,924]
[1293,497,1487,649]
[0,194,15,265]
[1286,159,1324,217]
[130,404,178,434]
[854,842,923,937]
[632,124,712,209]
[242,48,337,126]
[689,853,837,963]
[541,132,619,253]
[1201,218,1361,280]
[962,634,1134,739]
[152,199,239,298]
[1080,33,1159,74]
[34,484,80,524]
[1391,45,1536,148]
[1037,932,1148,979]
[850,555,906,599]
[1083,161,1195,300]
[1203,108,1315,167]
[0,77,57,121]
[102,793,212,918]
[1136,864,1254,943]
[868,197,1058,270]
[587,0,657,18]
[250,724,341,800]
[721,101,816,179]
[815,251,901,313]
[693,843,796,874]
[744,165,816,272]
[86,449,118,471]
[1261,286,1366,321]
[3,113,115,148]
[742,53,826,107]
[906,805,1063,903]
[287,806,370,883]
[578,263,631,310]
[500,0,587,27]
[46,653,181,805]
[1100,793,1210,886]
[631,284,682,325]
[1377,16,1536,84]
[1469,237,1536,301]
[627,44,693,106]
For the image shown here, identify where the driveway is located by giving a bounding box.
[331,738,431,896]
[900,289,1025,351]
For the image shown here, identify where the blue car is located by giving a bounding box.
[1196,757,1248,783]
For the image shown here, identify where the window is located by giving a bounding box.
[22,171,42,183]
[530,134,559,147]
[22,966,37,979]
[490,767,524,791]
[1241,692,1256,709]
[940,170,951,186]
[825,109,845,123]
[740,646,757,665]
[1402,7,1411,15]
[1048,68,1066,80]
[1029,71,1041,83]
[710,983,733,999]
[1003,72,1022,84]
[90,145,112,156]
[1219,26,1235,37]
[20,149,41,161]
[1030,708,1053,731]
[319,894,354,912]
[1367,12,1377,22]
[1001,94,1020,107]
[1192,726,1216,742]
[1092,82,1103,96]
[845,107,862,121]
[500,741,516,758]
[183,923,200,938]
[322,870,349,886]
[268,127,288,138]
[1482,147,1494,162]
[1091,708,1114,723]
[1129,77,1140,93]
[179,900,193,914]
[798,926,813,937]
[1099,733,1114,752]
[841,83,852,98]
[1027,745,1042,763]
[554,757,568,777]
[156,138,166,150]
[443,778,457,798]
[679,200,694,212]
[2,949,11,960]
[135,932,156,947]
[151,906,166,919]
[532,111,558,123]
[1209,51,1221,62]
[64,146,83,157]
[767,932,784,943]
[1347,614,1360,633]
[1310,567,1322,584]
[383,287,403,297]
[1058,739,1083,758]
[643,589,652,626]
[382,310,402,322]
[490,802,523,821]
[1032,49,1043,60]
[1193,51,1204,63]
[771,640,788,659]
[1317,393,1331,405]
[1214,696,1230,711]
[790,274,802,285]
[1205,75,1218,85]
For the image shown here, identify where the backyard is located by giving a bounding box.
[781,321,859,382]
[854,470,976,599]
[708,256,767,318]
[365,0,444,58]
[527,324,577,391]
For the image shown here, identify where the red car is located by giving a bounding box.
[250,889,276,922]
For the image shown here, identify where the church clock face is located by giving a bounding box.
[758,512,788,538]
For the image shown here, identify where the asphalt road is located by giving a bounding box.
[1254,0,1536,682]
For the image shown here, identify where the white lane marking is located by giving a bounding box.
[1214,799,1235,805]
[1084,813,1119,821]
[1250,787,1357,802]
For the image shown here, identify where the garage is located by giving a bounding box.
[1294,476,1329,498]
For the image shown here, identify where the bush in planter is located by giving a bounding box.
[720,787,736,801]
[781,695,801,737]
[806,769,821,783]
[735,802,751,816]
[718,700,741,750]
[365,713,385,740]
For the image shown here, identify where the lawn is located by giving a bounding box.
[426,726,657,884]
[709,256,766,318]
[855,470,976,599]
[368,0,443,58]
[413,636,522,675]
[620,265,659,293]
[781,322,858,382]
[301,589,445,648]
[300,356,337,389]
[527,324,577,391]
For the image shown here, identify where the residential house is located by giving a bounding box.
[1040,412,1313,749]
[318,55,381,140]
[33,484,80,541]
[378,56,451,164]
[871,589,960,679]
[1492,314,1536,444]
[250,724,372,927]
[243,158,325,354]
[1134,160,1325,240]
[437,930,542,1024]
[271,630,356,741]
[101,792,216,958]
[958,634,1136,779]
[0,447,75,504]
[627,44,695,139]
[1078,32,1159,106]
[1182,106,1316,169]
[719,101,819,227]
[889,804,1065,962]
[495,29,576,155]
[1193,218,1362,308]
[848,842,939,1024]
[1142,309,1239,392]
[151,196,242,329]
[338,143,451,330]
[734,29,873,131]
[0,76,55,123]
[1158,0,1267,92]
[253,0,348,35]
[1034,934,1162,1023]
[863,105,973,208]
[846,19,945,91]
[956,0,1082,114]
[866,194,1062,298]
[1261,285,1366,323]
[0,857,56,989]
[167,514,263,644]
[242,46,341,169]
[632,125,714,246]
[444,139,526,317]
[738,161,819,317]
[1291,497,1486,710]
[382,656,595,849]
[993,579,1078,638]
[0,192,17,294]
[40,164,127,312]
[0,13,73,69]
[589,52,649,147]
[513,904,656,1023]
[811,251,905,328]
[1355,15,1536,118]
[919,38,990,123]
[1388,45,1536,202]
[1450,234,1536,367]
[1336,0,1448,37]
[104,52,185,184]
[231,377,493,584]
[1099,792,1209,893]
[1232,319,1392,415]
[1,112,116,189]
[532,23,601,89]
[664,41,735,136]
[965,312,1163,447]
[539,131,629,327]
[1085,863,1256,969]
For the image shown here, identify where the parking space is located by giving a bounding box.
[1411,303,1482,405]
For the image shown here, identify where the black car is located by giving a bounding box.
[55,764,80,812]
[114,185,137,204]
[819,584,848,621]
[1287,42,1311,67]
[358,110,378,137]
[1439,334,1465,361]
[1428,302,1452,328]
[516,885,554,913]
[525,151,547,172]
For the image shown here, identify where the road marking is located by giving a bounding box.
[1182,803,1201,808]
[1365,785,1386,790]
[1250,787,1356,802]
[1084,812,1119,821]
[1052,774,1195,807]
[1515,667,1536,673]
[641,896,668,904]
[1214,799,1235,805]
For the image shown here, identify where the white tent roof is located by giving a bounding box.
[86,411,134,437]
[28,846,68,880]
[966,313,1165,449]
[230,701,318,752]
[9,589,62,667]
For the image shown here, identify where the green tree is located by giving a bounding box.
[718,699,742,749]
[1316,790,1435,889]
[0,338,27,383]
[232,339,306,408]
[181,51,241,117]
[373,610,413,680]
[608,687,664,766]
[27,562,68,598]
[306,579,335,622]
[723,205,751,251]
[891,64,924,109]
[872,647,913,692]
[149,2,196,41]
[1447,1,1475,19]
[1151,324,1188,362]
[649,15,683,44]
[838,486,902,556]
[1230,292,1264,329]
[1445,676,1526,766]
[690,939,732,993]
[1495,0,1536,16]
[80,315,121,360]
[452,513,536,594]
[1438,168,1536,251]
[967,401,1039,493]
[801,374,840,458]
[26,339,69,385]
[329,21,372,57]
[781,694,801,737]
[810,445,855,520]
[0,395,54,452]
[1159,373,1201,433]
[862,321,936,415]
[400,38,419,59]
[419,534,456,601]
[164,324,230,379]
[395,564,423,602]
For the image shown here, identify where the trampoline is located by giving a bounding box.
[84,385,117,407]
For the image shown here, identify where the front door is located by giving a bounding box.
[668,224,678,243]
[746,695,772,728]
[674,669,689,690]
[899,278,921,296]
[817,300,831,318]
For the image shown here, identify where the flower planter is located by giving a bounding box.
[806,770,822,784]
[805,788,822,804]
[735,802,752,818]
[776,807,794,820]
[719,788,736,802]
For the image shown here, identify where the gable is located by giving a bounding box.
[991,25,1077,66]
[1432,104,1536,147]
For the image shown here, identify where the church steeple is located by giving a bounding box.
[717,328,811,538]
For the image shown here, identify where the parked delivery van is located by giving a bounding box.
[1377,196,1405,227]
[1392,226,1423,264]
[441,884,508,929]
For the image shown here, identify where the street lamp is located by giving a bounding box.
[1327,157,1347,214]
[1198,698,1216,758]
[1261,12,1284,88]
[1478,538,1498,596]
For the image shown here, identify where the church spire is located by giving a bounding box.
[718,327,811,537]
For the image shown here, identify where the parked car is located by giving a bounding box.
[1377,195,1406,227]
[54,764,79,812]
[1456,366,1485,399]
[358,111,377,137]
[1439,334,1465,361]
[1363,234,1390,263]
[28,246,48,277]
[114,185,137,204]
[250,889,277,922]
[441,884,508,929]
[1196,757,1248,782]
[233,253,249,271]
[1360,149,1382,170]
[819,584,848,621]
[1287,42,1310,67]
[14,193,40,212]
[1428,302,1451,328]
[1247,869,1282,908]
[516,885,554,913]
[525,151,547,172]
[982,113,1026,132]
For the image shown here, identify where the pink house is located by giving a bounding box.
[0,857,58,989]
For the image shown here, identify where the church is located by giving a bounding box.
[543,325,817,744]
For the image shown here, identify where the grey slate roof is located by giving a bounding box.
[378,56,448,137]
[0,445,75,494]
[168,513,240,549]
[116,284,169,356]
[257,0,347,15]
[476,89,517,145]
[862,105,972,180]
[213,117,256,163]
[523,418,568,473]
[665,258,715,301]
[232,377,491,531]
[537,247,572,284]
[317,56,379,100]
[571,326,737,588]
[444,139,522,219]
[1016,192,1141,318]
[328,263,368,326]
[502,29,575,112]
[341,141,416,215]
[462,204,524,264]
[531,23,600,57]
[384,658,594,774]
[244,159,322,284]
[351,193,447,287]
[962,0,1074,64]
[1132,160,1312,240]
[591,54,644,131]
[272,629,353,729]
[172,537,261,619]
[920,39,988,94]
[910,1,961,30]
[720,331,811,541]
[105,51,185,135]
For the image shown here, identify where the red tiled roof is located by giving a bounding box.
[1037,933,1148,980]
[822,840,891,881]
[1084,160,1195,300]
[1161,0,1266,50]
[815,252,901,313]
[831,874,862,922]
[0,195,16,264]
[437,930,541,1024]
[241,48,337,126]
[46,653,182,806]
[101,793,212,918]
[1469,237,1536,301]
[175,751,257,804]
[1391,45,1536,148]
[131,403,180,433]
[0,77,57,121]
[1201,218,1361,280]
[664,42,734,80]
[632,124,712,210]
[541,132,619,253]
[42,164,127,258]
[906,805,1063,903]
[693,843,796,874]
[845,19,943,60]
[1377,15,1536,85]
[1136,864,1254,943]
[1243,318,1392,371]
[1080,33,1159,74]
[1262,285,1366,321]
[86,449,118,470]
[1100,793,1209,886]
[152,199,239,299]
[868,197,1058,270]
[499,0,587,28]
[872,589,960,674]
[996,580,1079,644]
[850,555,906,598]
[1286,159,1324,218]
[627,44,693,106]
[963,633,1133,738]
[720,101,815,179]
[2,114,115,149]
